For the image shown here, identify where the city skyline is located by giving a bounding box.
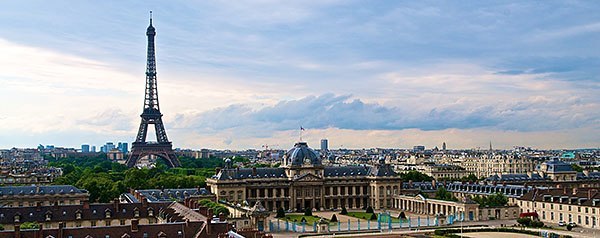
[0,1,599,150]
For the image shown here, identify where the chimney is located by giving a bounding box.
[15,225,20,238]
[588,189,597,199]
[58,222,64,238]
[83,201,90,209]
[131,219,139,232]
[563,187,568,195]
[252,167,257,176]
[198,206,208,216]
[54,201,59,210]
[36,202,42,211]
[208,208,214,219]
[113,198,119,211]
[141,195,148,208]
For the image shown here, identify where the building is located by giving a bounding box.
[393,194,520,221]
[0,185,89,208]
[101,142,116,153]
[81,144,90,153]
[320,139,328,151]
[206,141,402,211]
[518,187,600,229]
[0,200,236,238]
[413,146,425,152]
[419,164,468,180]
[107,149,125,161]
[462,152,538,178]
[118,142,129,153]
[91,145,96,153]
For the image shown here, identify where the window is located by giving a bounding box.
[14,215,20,222]
[76,212,81,219]
[134,209,139,218]
[148,209,154,216]
[120,219,126,225]
[91,221,97,227]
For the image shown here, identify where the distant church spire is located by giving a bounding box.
[489,141,493,151]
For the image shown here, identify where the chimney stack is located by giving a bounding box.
[83,201,90,209]
[113,198,120,211]
[252,167,257,176]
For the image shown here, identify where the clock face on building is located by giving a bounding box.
[304,157,311,165]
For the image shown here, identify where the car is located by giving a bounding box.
[558,221,566,226]
[568,222,577,227]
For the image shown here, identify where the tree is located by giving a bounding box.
[20,222,40,230]
[370,213,378,220]
[517,217,532,227]
[340,206,348,215]
[460,174,479,182]
[366,206,374,214]
[276,207,285,218]
[531,220,544,228]
[435,187,458,202]
[304,207,313,216]
[331,214,338,222]
[0,224,3,231]
[399,171,433,182]
[567,224,574,231]
[571,164,584,172]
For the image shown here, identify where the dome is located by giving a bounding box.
[285,142,321,166]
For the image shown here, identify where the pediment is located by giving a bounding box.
[294,173,322,182]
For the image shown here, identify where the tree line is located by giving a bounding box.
[48,154,224,203]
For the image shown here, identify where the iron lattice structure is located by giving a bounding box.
[127,14,180,168]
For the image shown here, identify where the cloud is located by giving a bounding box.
[172,91,599,136]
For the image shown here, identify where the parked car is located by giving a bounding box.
[568,222,577,227]
[558,221,566,226]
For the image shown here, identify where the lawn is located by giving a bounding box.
[281,214,329,224]
[346,212,406,222]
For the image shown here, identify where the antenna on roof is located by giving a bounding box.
[149,10,153,25]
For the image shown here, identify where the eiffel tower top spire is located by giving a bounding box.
[144,10,159,114]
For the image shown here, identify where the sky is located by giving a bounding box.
[0,1,598,150]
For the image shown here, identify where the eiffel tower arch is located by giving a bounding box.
[126,12,180,168]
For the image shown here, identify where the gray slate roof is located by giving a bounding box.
[0,185,87,196]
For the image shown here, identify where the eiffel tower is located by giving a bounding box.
[126,12,180,168]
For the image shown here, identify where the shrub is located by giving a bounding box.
[331,214,338,222]
[20,222,40,230]
[304,207,312,216]
[517,217,532,227]
[370,213,378,220]
[366,206,374,213]
[340,206,348,215]
[276,207,285,218]
[531,221,544,228]
[567,224,573,231]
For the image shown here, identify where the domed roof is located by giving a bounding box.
[285,142,321,166]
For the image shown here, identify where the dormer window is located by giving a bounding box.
[105,210,111,219]
[147,208,154,216]
[134,208,140,218]
[46,213,52,221]
[76,211,82,220]
[14,214,20,222]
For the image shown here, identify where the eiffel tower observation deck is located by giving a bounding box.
[126,12,180,168]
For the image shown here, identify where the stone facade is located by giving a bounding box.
[206,142,402,211]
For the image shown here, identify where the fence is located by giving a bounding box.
[268,212,465,233]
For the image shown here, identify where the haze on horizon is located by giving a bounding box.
[0,1,598,150]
